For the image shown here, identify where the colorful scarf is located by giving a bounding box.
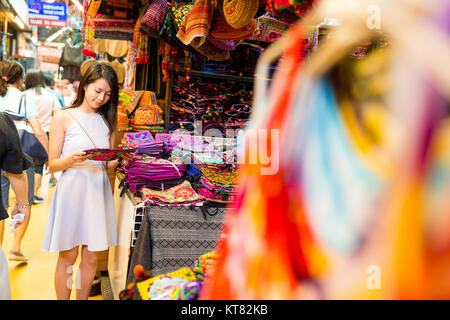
[176,0,213,48]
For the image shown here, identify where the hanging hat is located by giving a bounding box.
[110,60,125,85]
[80,59,97,76]
[222,0,258,29]
[106,40,128,58]
[210,12,257,41]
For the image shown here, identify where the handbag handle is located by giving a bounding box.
[65,108,108,171]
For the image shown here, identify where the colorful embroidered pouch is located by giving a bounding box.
[121,131,155,149]
[119,89,144,115]
[141,180,202,204]
[132,105,164,126]
[83,148,136,161]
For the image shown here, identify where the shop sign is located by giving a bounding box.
[28,0,67,28]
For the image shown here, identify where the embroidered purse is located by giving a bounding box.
[119,89,144,115]
[131,105,164,126]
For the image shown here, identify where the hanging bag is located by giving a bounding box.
[4,94,48,162]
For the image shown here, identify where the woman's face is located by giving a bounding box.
[83,78,111,110]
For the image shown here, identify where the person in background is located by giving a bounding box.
[0,60,49,262]
[25,70,61,200]
[62,82,76,107]
[0,112,32,299]
[43,72,64,187]
[43,71,65,109]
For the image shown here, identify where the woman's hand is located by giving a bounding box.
[120,152,135,163]
[10,204,30,228]
[71,151,90,164]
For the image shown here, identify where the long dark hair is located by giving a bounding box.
[25,69,45,94]
[0,60,24,97]
[68,62,118,134]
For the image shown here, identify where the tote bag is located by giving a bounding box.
[4,94,48,162]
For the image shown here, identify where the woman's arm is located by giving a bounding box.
[28,117,49,154]
[106,130,121,170]
[48,111,90,173]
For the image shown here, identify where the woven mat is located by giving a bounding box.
[127,205,225,291]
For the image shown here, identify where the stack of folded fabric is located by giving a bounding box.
[189,164,239,204]
[141,180,204,207]
[136,142,165,156]
[120,155,187,193]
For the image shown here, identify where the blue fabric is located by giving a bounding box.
[293,77,385,255]
[45,88,65,109]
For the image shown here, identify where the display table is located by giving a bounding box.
[108,172,227,300]
[108,173,143,300]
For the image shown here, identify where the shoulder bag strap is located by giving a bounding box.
[18,94,25,115]
[65,108,108,171]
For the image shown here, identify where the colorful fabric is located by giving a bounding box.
[193,251,219,281]
[198,165,237,186]
[83,148,136,161]
[176,0,213,48]
[132,125,165,132]
[136,267,197,300]
[194,39,231,61]
[141,180,202,204]
[171,2,194,30]
[197,187,236,203]
[131,105,164,126]
[200,23,325,299]
[141,0,168,33]
[121,131,155,149]
[251,14,289,42]
[137,91,158,107]
[207,35,235,51]
[200,176,235,194]
[119,89,144,115]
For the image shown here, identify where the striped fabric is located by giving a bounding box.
[176,0,214,48]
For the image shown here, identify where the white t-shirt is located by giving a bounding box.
[25,87,61,132]
[0,87,38,119]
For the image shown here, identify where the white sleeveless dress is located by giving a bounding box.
[42,110,118,252]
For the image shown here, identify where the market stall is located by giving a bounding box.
[81,0,317,300]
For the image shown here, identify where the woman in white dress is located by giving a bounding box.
[42,62,132,300]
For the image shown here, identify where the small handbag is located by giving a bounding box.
[4,94,48,162]
[131,105,164,126]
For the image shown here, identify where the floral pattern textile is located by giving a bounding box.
[83,148,136,161]
[141,180,202,204]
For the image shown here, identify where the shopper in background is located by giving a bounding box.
[42,62,132,300]
[25,70,61,200]
[0,112,32,299]
[0,60,49,262]
[62,82,76,107]
[43,71,65,109]
[43,72,64,187]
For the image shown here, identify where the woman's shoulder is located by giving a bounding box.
[52,108,73,124]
